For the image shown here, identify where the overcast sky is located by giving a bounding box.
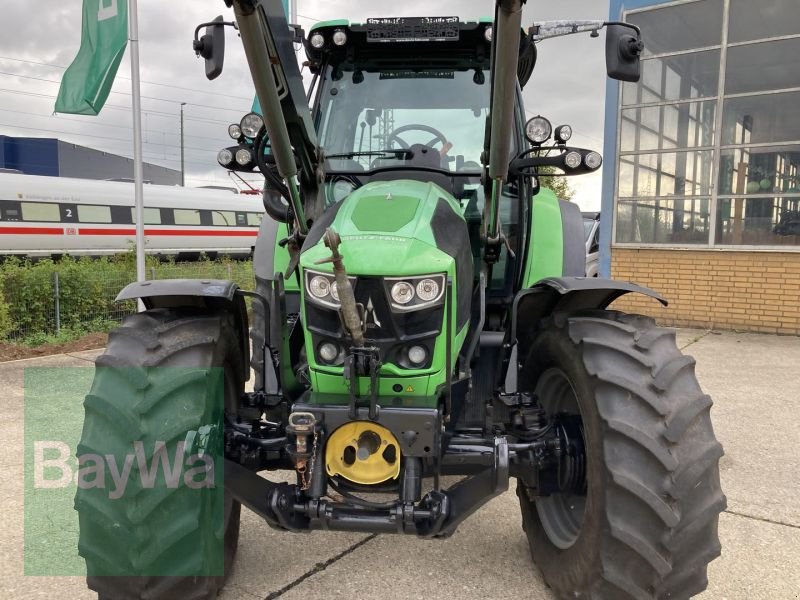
[0,0,610,209]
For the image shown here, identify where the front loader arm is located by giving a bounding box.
[231,0,322,231]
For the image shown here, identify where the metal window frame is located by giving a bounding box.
[612,0,800,252]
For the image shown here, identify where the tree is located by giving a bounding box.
[538,166,575,201]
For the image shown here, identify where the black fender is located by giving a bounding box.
[116,279,250,382]
[511,277,667,362]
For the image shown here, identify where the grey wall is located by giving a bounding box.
[57,141,181,185]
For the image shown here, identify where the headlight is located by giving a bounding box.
[407,345,428,366]
[484,26,493,42]
[525,116,552,145]
[585,151,603,170]
[416,278,440,302]
[564,151,582,170]
[235,147,253,166]
[228,123,242,140]
[332,30,347,46]
[309,275,331,299]
[554,124,572,143]
[240,112,264,139]
[217,148,234,168]
[310,32,325,49]
[385,274,446,311]
[390,281,415,305]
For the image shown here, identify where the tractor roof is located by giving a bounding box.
[305,17,494,73]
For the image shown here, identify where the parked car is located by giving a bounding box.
[582,211,600,276]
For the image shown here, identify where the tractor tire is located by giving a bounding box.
[76,308,243,600]
[517,310,725,599]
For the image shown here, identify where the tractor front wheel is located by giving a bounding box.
[76,308,243,599]
[517,310,725,599]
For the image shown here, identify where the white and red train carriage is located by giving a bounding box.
[0,173,263,259]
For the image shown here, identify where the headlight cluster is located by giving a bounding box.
[305,269,351,308]
[385,274,445,311]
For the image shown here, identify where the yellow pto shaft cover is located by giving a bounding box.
[325,421,401,485]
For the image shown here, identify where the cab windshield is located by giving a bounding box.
[316,66,489,174]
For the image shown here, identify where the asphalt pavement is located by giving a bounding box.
[1,328,798,599]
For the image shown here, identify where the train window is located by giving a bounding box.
[160,208,175,226]
[131,207,162,224]
[235,212,247,226]
[174,209,202,225]
[77,205,112,223]
[0,200,21,221]
[21,202,60,222]
[247,213,263,226]
[212,210,236,226]
[111,205,132,224]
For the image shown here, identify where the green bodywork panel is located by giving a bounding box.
[309,19,351,31]
[299,180,469,406]
[522,187,565,287]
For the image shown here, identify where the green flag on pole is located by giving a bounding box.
[55,0,129,115]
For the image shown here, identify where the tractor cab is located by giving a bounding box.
[304,18,531,299]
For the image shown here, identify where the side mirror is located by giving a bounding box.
[193,15,226,80]
[605,24,643,83]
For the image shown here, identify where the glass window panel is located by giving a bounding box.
[729,0,800,43]
[211,210,236,226]
[21,202,60,222]
[174,209,202,225]
[132,208,162,225]
[628,0,723,56]
[718,145,800,195]
[247,213,263,226]
[616,198,710,244]
[618,150,714,198]
[77,205,112,223]
[726,39,800,95]
[722,91,800,145]
[619,158,635,197]
[622,50,720,106]
[716,196,800,245]
[620,101,716,152]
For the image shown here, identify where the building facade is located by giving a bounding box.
[0,136,181,185]
[601,0,800,334]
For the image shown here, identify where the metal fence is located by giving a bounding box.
[0,260,254,343]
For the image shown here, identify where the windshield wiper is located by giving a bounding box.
[325,149,414,160]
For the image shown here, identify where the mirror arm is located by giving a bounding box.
[529,20,641,43]
[192,20,238,58]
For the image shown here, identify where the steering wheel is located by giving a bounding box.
[388,124,449,153]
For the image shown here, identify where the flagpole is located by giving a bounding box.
[129,0,146,307]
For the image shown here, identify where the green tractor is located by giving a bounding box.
[75,2,724,598]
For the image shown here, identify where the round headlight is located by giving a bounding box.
[217,148,233,167]
[309,275,331,299]
[416,278,440,302]
[526,116,552,145]
[554,124,572,143]
[407,345,427,366]
[318,342,339,363]
[391,281,415,305]
[332,30,347,46]
[235,147,253,166]
[484,26,493,42]
[228,123,242,140]
[240,112,264,139]
[585,151,603,170]
[564,151,582,170]
[330,280,339,301]
[310,32,325,49]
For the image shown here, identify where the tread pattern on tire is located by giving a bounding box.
[518,309,725,600]
[76,308,242,600]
